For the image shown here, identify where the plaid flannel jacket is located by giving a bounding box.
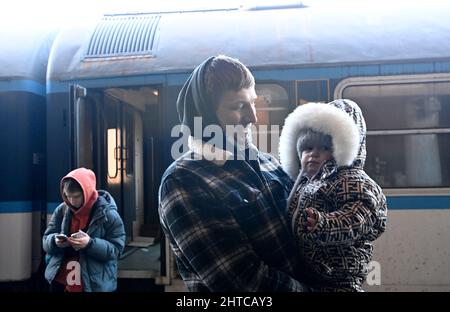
[159,140,308,292]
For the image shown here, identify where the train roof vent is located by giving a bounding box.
[242,2,307,11]
[85,14,161,59]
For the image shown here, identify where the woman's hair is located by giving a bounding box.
[62,178,82,193]
[204,55,255,108]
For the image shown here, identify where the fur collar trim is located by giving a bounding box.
[279,103,360,179]
[188,136,233,166]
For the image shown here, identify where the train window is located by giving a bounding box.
[296,80,330,105]
[365,134,450,188]
[343,83,450,130]
[340,78,450,188]
[254,84,289,158]
[107,128,119,178]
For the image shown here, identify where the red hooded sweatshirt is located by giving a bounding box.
[55,168,99,292]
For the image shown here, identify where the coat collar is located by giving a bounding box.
[188,136,259,167]
[188,136,233,166]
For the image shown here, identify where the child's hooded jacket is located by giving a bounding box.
[279,99,387,291]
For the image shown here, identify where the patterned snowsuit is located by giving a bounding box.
[279,99,388,291]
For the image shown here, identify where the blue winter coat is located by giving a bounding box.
[42,190,126,292]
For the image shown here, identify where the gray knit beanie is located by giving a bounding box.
[296,128,333,154]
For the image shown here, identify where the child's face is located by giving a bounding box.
[300,145,333,178]
[63,187,84,209]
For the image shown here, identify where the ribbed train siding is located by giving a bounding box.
[86,14,161,58]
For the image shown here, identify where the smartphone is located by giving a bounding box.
[56,234,68,241]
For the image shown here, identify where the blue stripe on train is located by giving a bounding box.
[0,201,42,213]
[387,196,450,210]
[1,196,450,213]
[47,202,59,214]
[0,80,46,96]
[44,197,450,211]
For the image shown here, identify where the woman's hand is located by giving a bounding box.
[68,230,91,250]
[55,234,70,248]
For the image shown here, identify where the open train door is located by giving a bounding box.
[69,84,172,289]
[100,93,136,243]
[69,84,137,243]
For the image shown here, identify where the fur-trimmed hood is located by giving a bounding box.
[279,99,366,180]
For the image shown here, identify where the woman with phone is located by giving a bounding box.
[42,168,126,292]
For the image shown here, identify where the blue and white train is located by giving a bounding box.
[1,0,449,291]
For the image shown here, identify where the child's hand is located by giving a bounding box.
[305,208,318,232]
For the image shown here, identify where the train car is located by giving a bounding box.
[0,23,57,283]
[1,0,447,291]
[46,0,450,291]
